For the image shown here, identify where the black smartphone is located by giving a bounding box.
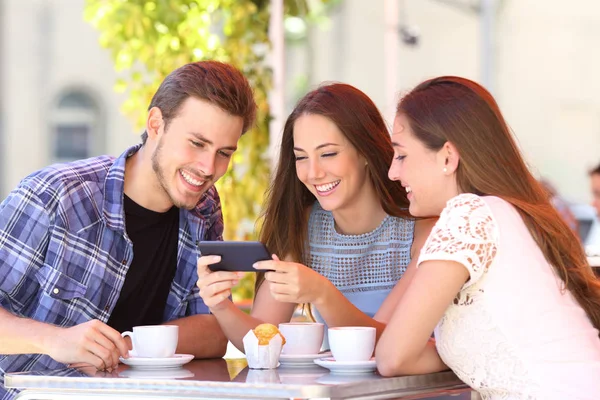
[197,241,272,272]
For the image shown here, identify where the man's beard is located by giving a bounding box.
[151,138,202,210]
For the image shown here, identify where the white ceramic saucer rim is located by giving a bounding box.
[121,354,193,362]
[316,356,376,366]
[313,357,377,374]
[279,351,332,360]
[119,354,194,369]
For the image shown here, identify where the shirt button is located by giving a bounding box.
[121,259,127,265]
[104,306,110,312]
[53,288,59,295]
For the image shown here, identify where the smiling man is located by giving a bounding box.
[0,61,256,399]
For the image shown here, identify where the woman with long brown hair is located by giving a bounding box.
[196,83,435,353]
[377,76,600,399]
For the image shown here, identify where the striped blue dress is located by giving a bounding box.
[306,201,414,347]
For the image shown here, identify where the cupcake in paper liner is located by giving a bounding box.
[243,323,286,369]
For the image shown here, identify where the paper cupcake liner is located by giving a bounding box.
[243,330,284,369]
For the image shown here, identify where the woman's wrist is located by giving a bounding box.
[208,298,235,315]
[312,278,334,307]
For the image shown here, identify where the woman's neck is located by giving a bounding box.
[331,182,388,235]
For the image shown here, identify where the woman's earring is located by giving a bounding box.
[443,167,448,173]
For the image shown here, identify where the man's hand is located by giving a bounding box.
[44,319,130,371]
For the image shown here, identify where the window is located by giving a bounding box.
[50,90,102,161]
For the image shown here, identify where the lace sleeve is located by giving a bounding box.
[417,193,498,289]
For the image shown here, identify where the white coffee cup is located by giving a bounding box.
[328,326,375,362]
[121,325,178,358]
[278,322,324,355]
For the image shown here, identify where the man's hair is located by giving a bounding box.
[590,162,600,176]
[141,61,256,143]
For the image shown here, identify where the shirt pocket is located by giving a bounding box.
[35,266,87,300]
[33,266,88,325]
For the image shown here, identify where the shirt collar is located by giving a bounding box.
[102,144,140,232]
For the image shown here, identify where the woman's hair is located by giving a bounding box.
[397,76,600,334]
[256,83,410,291]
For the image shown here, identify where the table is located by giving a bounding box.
[5,358,471,400]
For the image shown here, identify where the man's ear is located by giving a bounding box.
[146,107,164,140]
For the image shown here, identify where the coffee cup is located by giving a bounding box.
[121,325,178,358]
[278,322,324,355]
[328,326,375,362]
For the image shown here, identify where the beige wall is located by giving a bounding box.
[497,0,600,204]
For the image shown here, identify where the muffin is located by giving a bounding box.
[243,323,286,369]
[254,323,287,346]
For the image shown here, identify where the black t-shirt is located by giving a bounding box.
[107,195,179,333]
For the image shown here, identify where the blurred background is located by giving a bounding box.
[1,0,599,303]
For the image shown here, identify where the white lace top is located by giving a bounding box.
[418,194,600,400]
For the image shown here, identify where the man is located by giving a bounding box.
[539,178,579,235]
[586,163,600,247]
[0,61,256,398]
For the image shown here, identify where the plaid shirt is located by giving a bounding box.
[0,145,223,399]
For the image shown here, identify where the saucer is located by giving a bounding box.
[119,354,194,370]
[279,351,332,367]
[119,367,194,379]
[313,357,377,375]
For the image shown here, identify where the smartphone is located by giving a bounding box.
[197,241,273,272]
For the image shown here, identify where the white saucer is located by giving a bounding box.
[279,351,332,367]
[313,357,377,375]
[119,354,194,370]
[119,367,194,379]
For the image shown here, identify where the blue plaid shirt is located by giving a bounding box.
[0,145,222,399]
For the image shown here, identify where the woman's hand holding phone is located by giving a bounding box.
[253,256,332,305]
[196,255,245,311]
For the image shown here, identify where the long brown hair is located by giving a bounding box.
[397,76,600,333]
[256,83,411,290]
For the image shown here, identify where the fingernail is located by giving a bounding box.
[212,255,221,262]
[236,272,245,278]
[252,263,258,269]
